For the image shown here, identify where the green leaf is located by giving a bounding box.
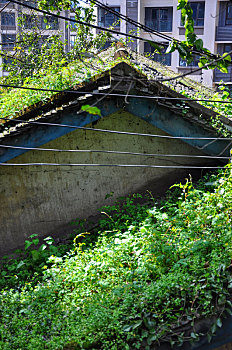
[123,325,132,332]
[211,323,217,334]
[32,238,39,246]
[222,52,232,62]
[31,250,40,261]
[177,43,188,58]
[16,260,25,269]
[216,318,222,328]
[195,39,203,51]
[132,320,142,329]
[25,240,33,250]
[81,105,101,116]
[191,332,197,339]
[146,40,162,53]
[177,0,188,10]
[207,333,212,343]
[166,41,177,54]
[29,234,38,239]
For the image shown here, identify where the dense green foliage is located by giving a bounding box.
[168,0,232,71]
[1,167,232,349]
[0,56,112,126]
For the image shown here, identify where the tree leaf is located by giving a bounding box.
[81,105,101,116]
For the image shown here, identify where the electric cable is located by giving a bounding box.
[89,0,217,59]
[4,0,230,84]
[0,162,227,169]
[0,144,229,159]
[1,117,232,141]
[0,82,232,104]
[8,0,165,48]
[90,0,172,42]
[8,0,223,63]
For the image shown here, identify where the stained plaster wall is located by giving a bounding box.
[0,110,214,254]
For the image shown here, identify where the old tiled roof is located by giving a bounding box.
[0,45,231,139]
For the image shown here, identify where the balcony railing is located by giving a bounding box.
[1,25,16,30]
[216,26,232,41]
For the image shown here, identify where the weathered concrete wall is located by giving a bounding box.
[0,110,215,254]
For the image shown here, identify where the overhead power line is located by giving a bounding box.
[8,0,165,48]
[1,117,232,141]
[0,144,229,159]
[89,0,216,59]
[158,50,232,82]
[5,0,230,84]
[0,162,227,169]
[90,0,172,42]
[8,0,221,64]
[0,82,232,104]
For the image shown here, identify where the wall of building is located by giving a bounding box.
[0,110,214,255]
[96,0,232,87]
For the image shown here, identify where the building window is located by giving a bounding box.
[70,16,77,30]
[191,2,205,26]
[145,7,173,32]
[180,2,205,26]
[22,14,37,29]
[217,43,232,56]
[226,2,232,25]
[2,57,14,72]
[144,42,171,66]
[179,54,200,67]
[101,41,113,50]
[40,16,59,30]
[98,7,120,28]
[70,34,76,49]
[1,12,15,27]
[2,34,16,49]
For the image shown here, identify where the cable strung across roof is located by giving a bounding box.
[1,117,232,141]
[0,82,232,104]
[0,144,229,159]
[0,162,227,169]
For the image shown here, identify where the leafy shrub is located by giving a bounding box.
[0,166,232,349]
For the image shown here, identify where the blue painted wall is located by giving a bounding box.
[0,96,230,164]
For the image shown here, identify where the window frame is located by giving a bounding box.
[1,34,16,49]
[40,16,59,30]
[70,16,77,30]
[226,2,232,25]
[97,6,120,29]
[145,7,173,32]
[70,34,76,49]
[180,1,205,27]
[144,42,171,66]
[1,12,16,27]
[179,54,200,67]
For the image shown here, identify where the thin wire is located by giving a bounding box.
[91,0,171,42]
[1,117,232,141]
[89,0,217,59]
[0,144,229,159]
[0,162,226,169]
[7,0,225,65]
[8,0,164,47]
[0,1,10,13]
[76,78,123,115]
[0,82,232,104]
[157,50,232,82]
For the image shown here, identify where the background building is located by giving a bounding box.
[0,0,76,76]
[95,0,232,88]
